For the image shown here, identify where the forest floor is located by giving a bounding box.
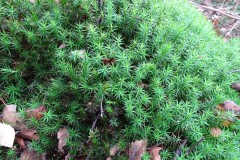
[191,0,240,40]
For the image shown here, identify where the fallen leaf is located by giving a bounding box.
[21,149,46,160]
[15,136,26,150]
[26,105,47,120]
[110,144,119,156]
[148,146,162,160]
[102,58,116,65]
[231,83,240,92]
[29,0,35,4]
[2,104,26,130]
[16,129,39,141]
[0,123,15,148]
[210,127,221,137]
[222,100,240,113]
[221,120,232,127]
[129,140,147,160]
[106,157,112,160]
[59,43,66,49]
[57,127,69,153]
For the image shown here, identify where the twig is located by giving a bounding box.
[235,1,239,11]
[100,95,104,117]
[0,97,7,106]
[91,113,100,131]
[173,139,188,160]
[189,1,240,21]
[228,68,240,74]
[225,20,240,38]
[186,137,205,155]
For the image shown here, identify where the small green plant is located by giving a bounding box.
[0,0,240,159]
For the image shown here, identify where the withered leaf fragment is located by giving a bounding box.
[26,105,47,120]
[2,104,26,130]
[148,146,162,160]
[210,127,222,137]
[15,136,26,150]
[57,127,69,153]
[16,129,39,141]
[0,123,15,148]
[231,83,240,92]
[110,144,119,156]
[129,140,147,160]
[21,149,46,160]
[222,100,240,113]
[102,58,115,65]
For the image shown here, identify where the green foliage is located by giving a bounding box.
[0,0,240,159]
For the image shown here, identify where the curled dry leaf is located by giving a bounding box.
[221,120,232,127]
[231,83,240,92]
[26,105,47,120]
[102,58,116,65]
[16,129,39,141]
[210,127,222,137]
[222,100,240,113]
[2,104,26,130]
[15,136,26,150]
[129,140,147,160]
[110,144,119,156]
[148,146,162,160]
[57,127,69,153]
[0,123,15,148]
[21,149,46,160]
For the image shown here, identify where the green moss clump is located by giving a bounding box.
[0,0,240,159]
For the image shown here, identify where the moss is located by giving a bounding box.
[0,0,240,159]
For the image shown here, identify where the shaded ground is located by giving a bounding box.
[191,0,240,39]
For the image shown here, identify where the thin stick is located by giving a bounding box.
[100,95,104,117]
[225,20,240,38]
[0,97,7,106]
[91,113,100,131]
[189,1,240,21]
[235,1,239,11]
[186,137,205,155]
[174,139,188,160]
[228,68,240,74]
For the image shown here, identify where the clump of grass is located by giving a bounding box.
[0,0,240,159]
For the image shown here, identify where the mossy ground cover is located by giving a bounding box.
[0,0,240,159]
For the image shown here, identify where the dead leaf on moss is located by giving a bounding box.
[129,139,147,160]
[148,146,162,160]
[110,144,119,156]
[20,149,46,160]
[102,58,116,65]
[222,100,240,113]
[231,83,240,92]
[57,127,69,153]
[0,123,15,148]
[26,105,47,120]
[2,104,27,130]
[16,129,39,141]
[210,127,222,137]
[29,0,35,4]
[15,136,26,150]
[106,157,112,160]
[59,43,66,49]
[221,120,233,127]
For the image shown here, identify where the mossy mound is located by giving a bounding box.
[0,0,240,159]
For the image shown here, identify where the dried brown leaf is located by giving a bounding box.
[221,120,233,127]
[26,105,47,120]
[210,127,222,137]
[16,129,39,141]
[57,127,69,153]
[231,83,240,92]
[2,105,27,130]
[110,144,119,156]
[21,149,46,160]
[223,100,240,113]
[129,140,147,160]
[15,136,26,150]
[148,146,162,160]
